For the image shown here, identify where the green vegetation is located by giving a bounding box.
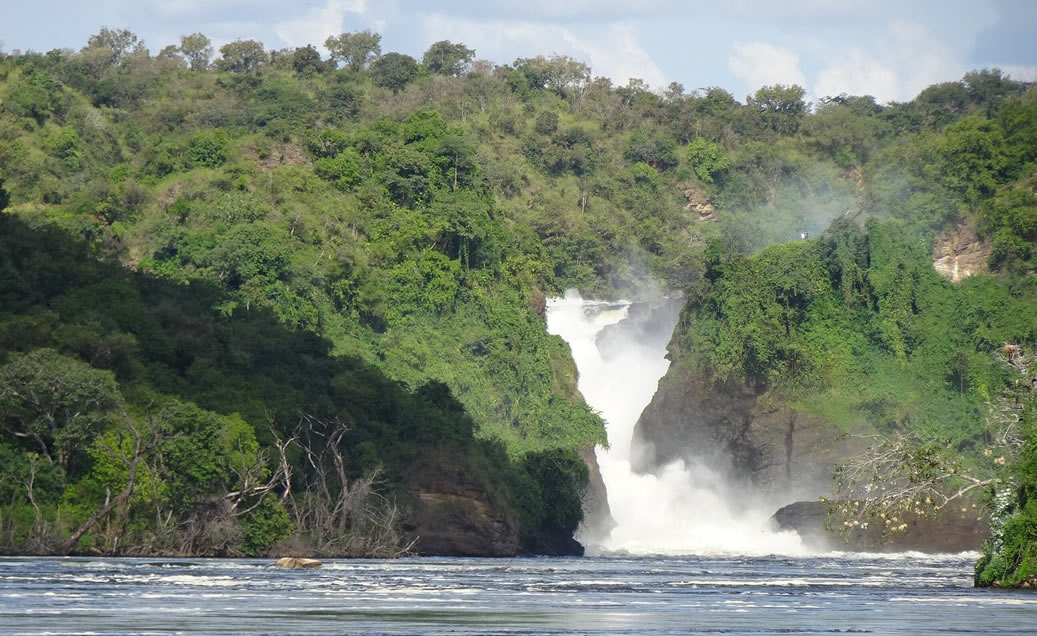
[0,29,1033,566]
[974,349,1037,587]
[679,221,1033,447]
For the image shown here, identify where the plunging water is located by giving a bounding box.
[546,290,805,555]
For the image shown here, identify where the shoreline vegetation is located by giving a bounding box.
[0,28,1033,585]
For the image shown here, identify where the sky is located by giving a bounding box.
[3,0,1036,104]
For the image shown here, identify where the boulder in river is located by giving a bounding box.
[274,557,322,569]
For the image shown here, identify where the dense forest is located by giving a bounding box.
[0,28,1033,582]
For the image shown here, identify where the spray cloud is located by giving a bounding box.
[547,290,807,556]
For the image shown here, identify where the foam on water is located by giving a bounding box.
[2,555,1029,634]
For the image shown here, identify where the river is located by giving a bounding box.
[1,553,1033,634]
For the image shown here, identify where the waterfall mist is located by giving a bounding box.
[546,290,806,556]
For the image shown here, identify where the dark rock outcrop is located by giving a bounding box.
[402,455,521,556]
[578,445,615,544]
[772,500,989,553]
[631,364,861,500]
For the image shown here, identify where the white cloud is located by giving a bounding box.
[813,48,898,102]
[813,20,965,103]
[420,15,667,88]
[728,42,807,96]
[274,0,367,52]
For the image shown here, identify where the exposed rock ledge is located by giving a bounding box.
[679,184,716,222]
[402,454,522,557]
[932,220,990,282]
[631,364,863,500]
[772,500,988,553]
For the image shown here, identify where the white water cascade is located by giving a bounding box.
[546,290,806,556]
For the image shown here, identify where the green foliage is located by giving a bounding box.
[187,130,229,168]
[534,111,559,135]
[370,53,419,94]
[686,138,729,183]
[0,348,121,473]
[217,40,267,73]
[624,128,678,170]
[518,448,589,542]
[1,32,1035,561]
[240,497,292,556]
[179,33,213,71]
[325,31,381,71]
[422,40,475,76]
[748,84,808,135]
[679,221,1034,449]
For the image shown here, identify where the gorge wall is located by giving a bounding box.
[631,366,861,502]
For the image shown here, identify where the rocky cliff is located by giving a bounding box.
[631,363,861,502]
[402,454,521,556]
[932,219,991,282]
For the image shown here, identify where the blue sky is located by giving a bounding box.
[4,0,1035,103]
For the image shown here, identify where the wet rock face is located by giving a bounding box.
[772,500,989,553]
[630,364,860,501]
[932,220,991,282]
[578,445,615,545]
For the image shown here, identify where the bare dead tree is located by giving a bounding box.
[223,429,297,518]
[829,345,1034,539]
[984,344,1035,456]
[283,411,415,557]
[64,409,160,553]
[830,432,998,536]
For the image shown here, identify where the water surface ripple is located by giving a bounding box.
[1,554,1033,634]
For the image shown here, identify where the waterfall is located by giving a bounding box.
[546,290,806,556]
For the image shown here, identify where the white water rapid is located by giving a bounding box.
[546,290,807,556]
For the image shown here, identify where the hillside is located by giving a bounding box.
[0,29,1034,573]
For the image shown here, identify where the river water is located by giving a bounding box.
[2,553,1034,634]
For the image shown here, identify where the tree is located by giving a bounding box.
[0,349,121,472]
[624,128,678,170]
[217,40,266,73]
[664,81,685,102]
[291,45,327,75]
[421,40,475,76]
[830,433,999,540]
[325,30,381,71]
[179,33,213,71]
[513,55,590,101]
[687,137,730,183]
[370,52,419,94]
[0,178,9,211]
[64,409,159,552]
[975,346,1036,588]
[933,115,1008,206]
[534,111,559,135]
[187,130,229,168]
[83,27,144,69]
[748,84,808,134]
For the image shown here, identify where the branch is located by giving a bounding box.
[64,410,159,553]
